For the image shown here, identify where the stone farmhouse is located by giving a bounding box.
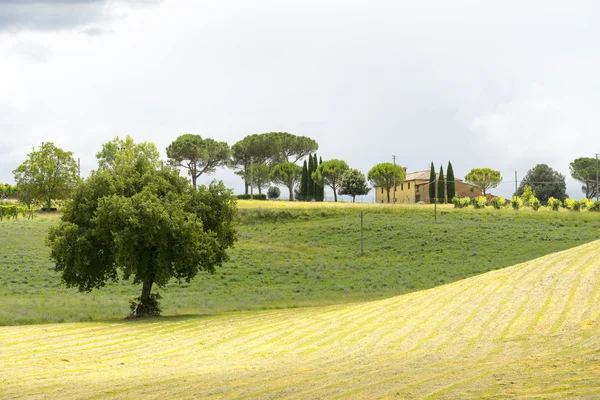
[374,169,483,204]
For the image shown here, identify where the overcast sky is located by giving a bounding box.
[1,0,599,201]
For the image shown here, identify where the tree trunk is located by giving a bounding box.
[386,188,390,203]
[191,175,197,190]
[288,184,294,201]
[141,278,153,300]
[333,185,337,202]
[352,196,356,203]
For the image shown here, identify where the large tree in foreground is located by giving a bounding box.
[464,168,502,196]
[518,163,567,203]
[368,162,405,203]
[570,157,598,199]
[313,159,349,202]
[13,142,79,209]
[271,162,302,201]
[46,138,237,316]
[338,168,370,202]
[166,134,230,189]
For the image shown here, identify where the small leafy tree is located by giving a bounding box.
[166,134,230,189]
[368,162,406,203]
[267,186,280,200]
[13,142,80,209]
[271,162,302,201]
[530,196,542,211]
[313,159,350,202]
[46,137,237,316]
[338,169,370,202]
[464,168,502,196]
[473,196,487,209]
[564,198,581,211]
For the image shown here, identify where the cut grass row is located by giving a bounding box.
[1,240,599,398]
[1,202,600,325]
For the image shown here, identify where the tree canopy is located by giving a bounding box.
[518,163,567,203]
[271,162,302,201]
[46,137,237,316]
[166,134,230,189]
[429,162,436,204]
[446,161,456,201]
[338,168,370,202]
[367,162,405,203]
[569,157,598,199]
[313,159,350,202]
[13,142,80,209]
[464,168,502,196]
[437,165,445,203]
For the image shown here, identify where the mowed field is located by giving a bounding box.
[2,239,600,399]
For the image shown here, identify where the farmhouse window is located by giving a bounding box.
[408,182,411,189]
[381,187,384,194]
[401,184,403,190]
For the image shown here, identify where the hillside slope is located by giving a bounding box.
[2,240,600,399]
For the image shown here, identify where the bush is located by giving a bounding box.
[267,186,281,200]
[236,193,267,200]
[564,198,581,211]
[588,200,600,212]
[473,196,487,209]
[452,196,471,209]
[511,196,523,210]
[547,197,562,211]
[129,293,162,317]
[521,185,536,206]
[490,196,506,209]
[530,196,541,211]
[579,198,591,210]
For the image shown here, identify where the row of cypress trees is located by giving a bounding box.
[298,153,325,201]
[428,161,456,204]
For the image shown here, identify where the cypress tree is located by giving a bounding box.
[438,165,445,203]
[307,154,315,200]
[300,160,308,201]
[446,161,456,201]
[313,154,320,201]
[429,161,436,203]
[318,156,325,201]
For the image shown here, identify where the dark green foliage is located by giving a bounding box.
[236,194,267,200]
[570,157,598,199]
[313,159,350,202]
[271,162,302,201]
[46,137,237,316]
[130,293,162,317]
[267,186,280,200]
[299,160,308,201]
[166,134,230,189]
[446,161,456,201]
[429,162,436,204]
[437,165,445,203]
[518,164,567,203]
[307,154,315,201]
[338,169,371,202]
[13,142,79,209]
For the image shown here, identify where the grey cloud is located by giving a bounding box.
[0,0,159,32]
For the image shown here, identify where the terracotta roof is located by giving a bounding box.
[405,170,432,182]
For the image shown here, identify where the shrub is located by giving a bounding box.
[473,196,487,209]
[236,193,267,200]
[490,196,506,209]
[521,185,536,206]
[564,198,581,211]
[588,200,600,212]
[267,186,281,200]
[129,293,162,317]
[547,197,562,211]
[511,196,523,210]
[530,196,541,211]
[452,196,471,209]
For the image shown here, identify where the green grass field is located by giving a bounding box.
[2,239,600,398]
[1,201,600,325]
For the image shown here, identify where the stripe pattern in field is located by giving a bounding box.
[2,241,600,399]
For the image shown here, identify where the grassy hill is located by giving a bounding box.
[2,202,600,324]
[2,240,600,398]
